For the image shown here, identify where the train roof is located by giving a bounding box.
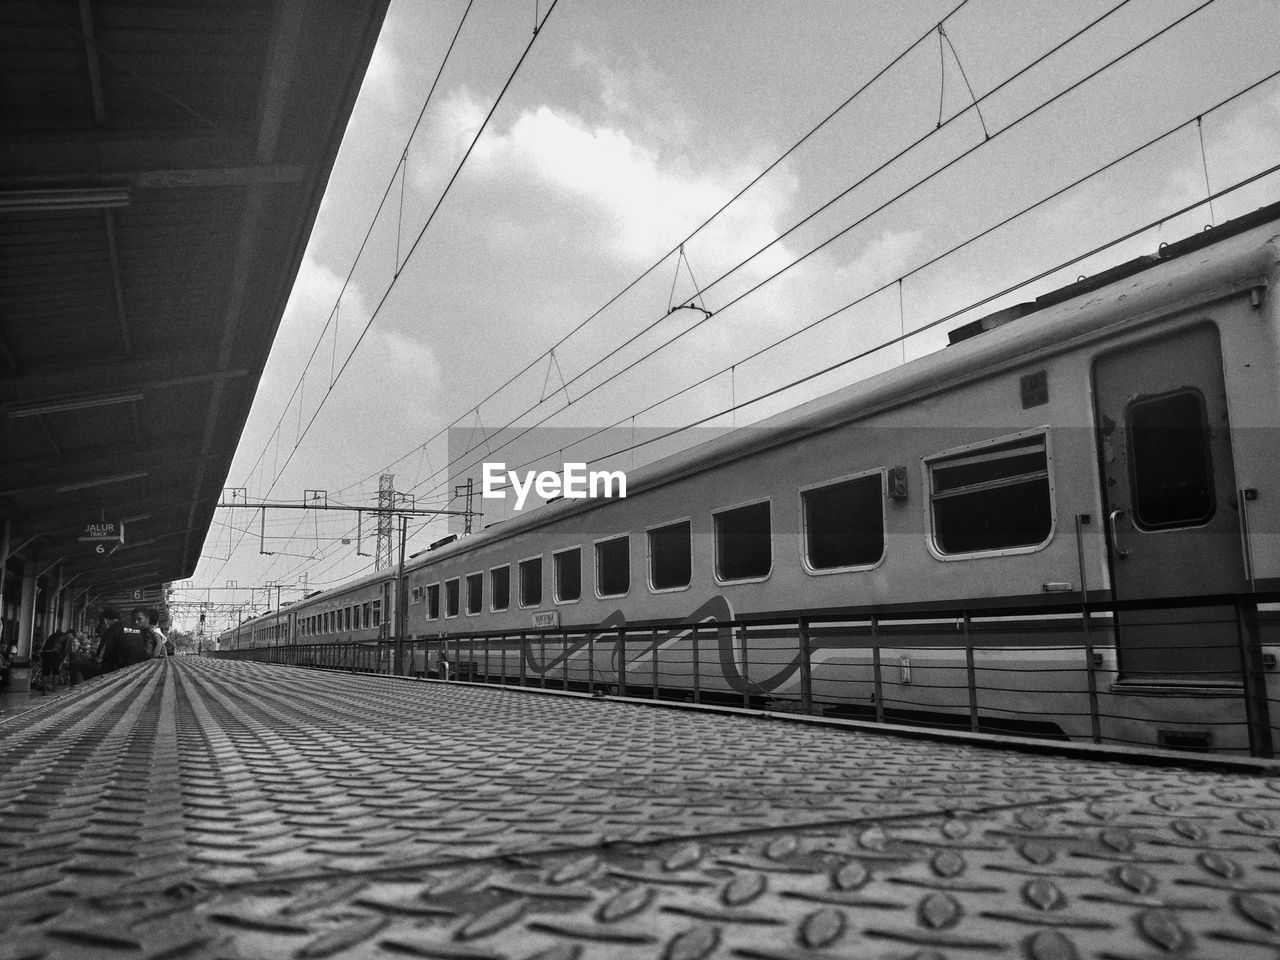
[261,200,1280,613]
[404,201,1280,572]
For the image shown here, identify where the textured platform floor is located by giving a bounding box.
[3,659,1280,959]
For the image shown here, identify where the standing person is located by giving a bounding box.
[71,622,104,685]
[145,608,169,658]
[40,629,70,692]
[99,608,150,672]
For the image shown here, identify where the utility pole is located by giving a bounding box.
[453,478,475,535]
[375,474,394,570]
[394,515,408,675]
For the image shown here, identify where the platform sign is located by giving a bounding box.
[531,610,559,630]
[78,520,123,543]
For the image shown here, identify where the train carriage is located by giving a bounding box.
[228,203,1280,754]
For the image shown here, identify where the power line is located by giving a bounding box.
[340,0,978,497]
[208,0,554,585]
[398,0,1209,505]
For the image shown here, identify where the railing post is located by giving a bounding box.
[1083,633,1102,745]
[519,633,527,686]
[964,614,979,733]
[1237,601,1274,758]
[798,617,812,715]
[483,634,490,683]
[540,633,547,688]
[871,616,884,723]
[651,627,659,699]
[1075,513,1103,743]
[588,629,596,694]
[691,625,701,705]
[562,630,569,689]
[740,625,750,709]
[617,626,626,696]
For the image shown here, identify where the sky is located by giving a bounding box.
[176,0,1280,632]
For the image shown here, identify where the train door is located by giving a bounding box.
[1092,322,1244,682]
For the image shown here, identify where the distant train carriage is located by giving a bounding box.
[230,204,1280,753]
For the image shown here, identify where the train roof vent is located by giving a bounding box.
[428,534,457,551]
[947,302,1035,345]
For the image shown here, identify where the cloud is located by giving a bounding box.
[419,90,800,274]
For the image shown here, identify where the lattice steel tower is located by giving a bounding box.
[375,473,394,570]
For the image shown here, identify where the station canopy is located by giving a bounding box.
[0,0,390,598]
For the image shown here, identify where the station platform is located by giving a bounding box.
[3,660,1280,959]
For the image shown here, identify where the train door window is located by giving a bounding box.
[714,500,772,582]
[1128,390,1215,529]
[519,557,543,607]
[595,535,630,597]
[426,584,440,619]
[466,573,483,615]
[554,547,581,603]
[445,579,459,618]
[648,519,692,591]
[801,471,885,571]
[927,431,1053,556]
[491,566,510,611]
[410,586,423,605]
[372,600,382,626]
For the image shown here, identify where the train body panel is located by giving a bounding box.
[223,207,1280,753]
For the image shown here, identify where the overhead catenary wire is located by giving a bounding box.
[395,0,1203,505]
[341,0,1136,514]
[209,0,536,585]
[232,0,478,497]
[205,0,1255,601]
[207,0,985,591]
[482,162,1280,491]
[249,0,565,502]
[247,0,1237,589]
[337,0,977,496]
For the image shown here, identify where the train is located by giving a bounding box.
[220,202,1280,754]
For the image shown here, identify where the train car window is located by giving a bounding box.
[928,433,1052,555]
[1127,390,1215,529]
[491,566,510,611]
[519,557,543,607]
[444,579,459,618]
[345,607,353,631]
[714,501,772,582]
[554,548,581,603]
[802,472,885,570]
[596,536,630,597]
[466,573,483,614]
[426,584,440,619]
[362,601,371,627]
[648,520,691,590]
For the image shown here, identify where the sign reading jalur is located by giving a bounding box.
[78,520,123,543]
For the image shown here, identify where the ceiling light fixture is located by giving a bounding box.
[55,471,148,493]
[0,186,131,213]
[9,392,144,418]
